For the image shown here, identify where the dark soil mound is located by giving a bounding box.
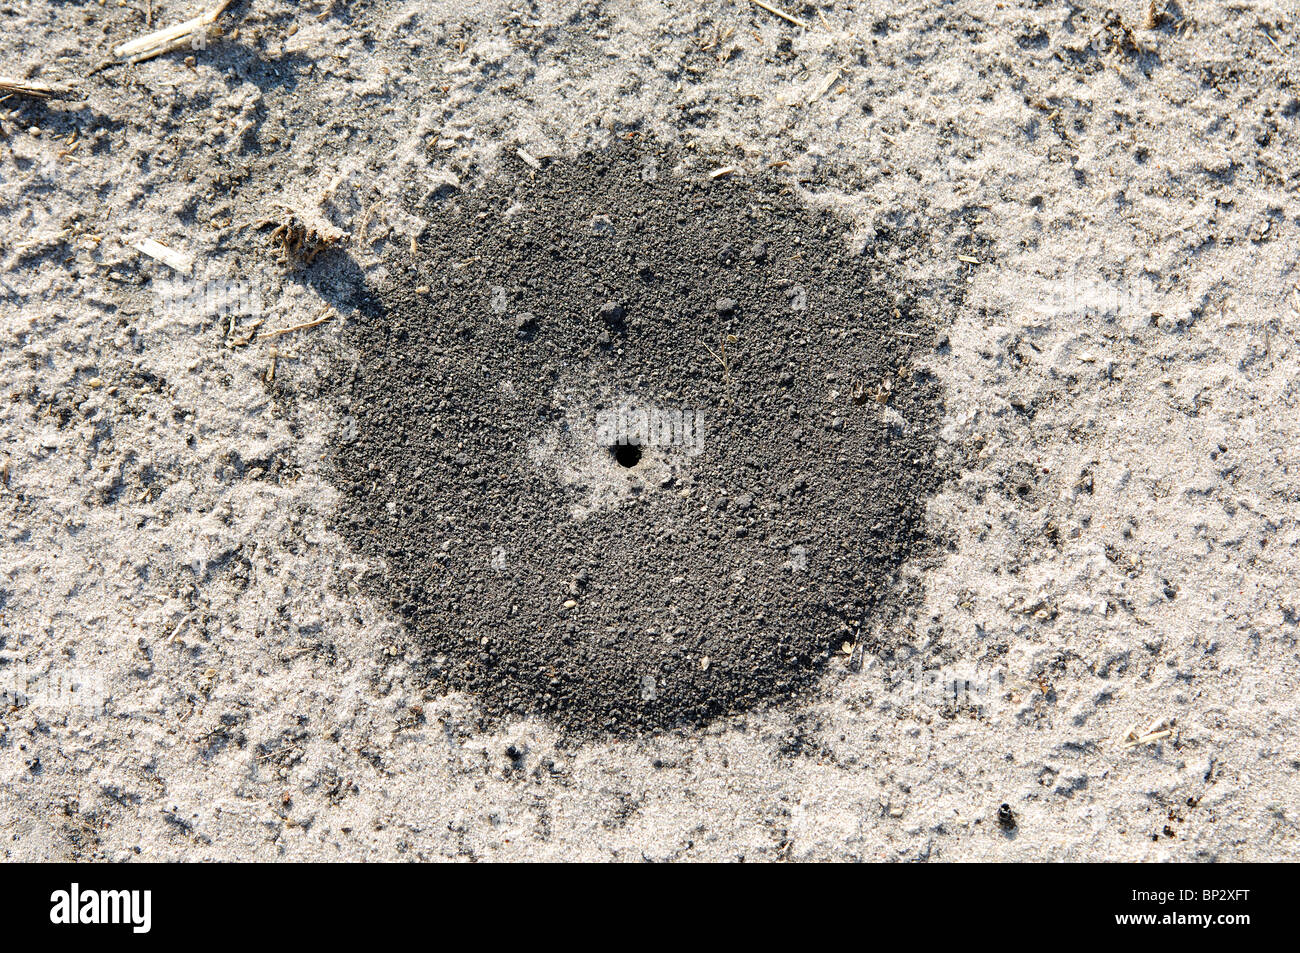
[332,141,945,735]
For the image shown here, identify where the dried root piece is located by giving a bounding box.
[255,205,346,267]
[1101,9,1143,56]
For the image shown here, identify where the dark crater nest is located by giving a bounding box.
[331,141,947,736]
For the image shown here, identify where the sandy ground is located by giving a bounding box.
[1,0,1298,861]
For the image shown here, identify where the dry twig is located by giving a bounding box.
[113,0,235,64]
[257,311,334,341]
[748,0,808,30]
[0,78,73,100]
